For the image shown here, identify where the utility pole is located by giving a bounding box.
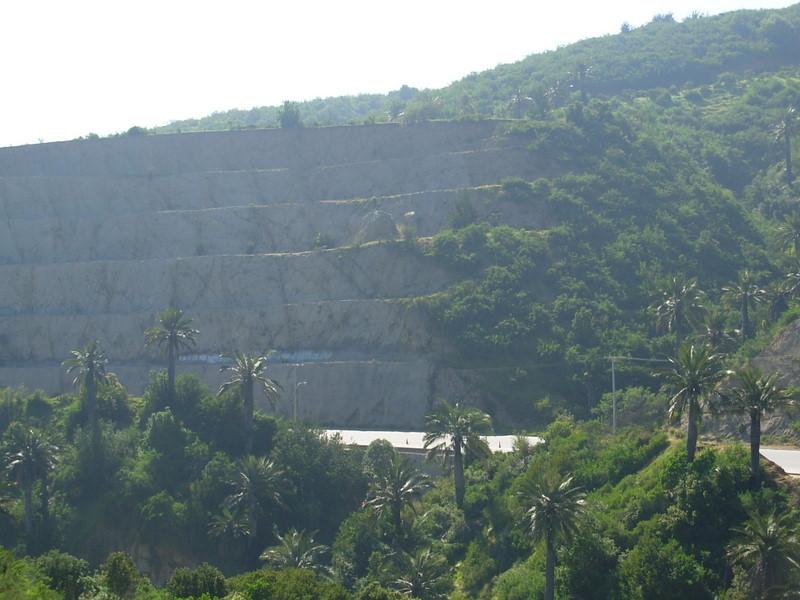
[606,355,670,434]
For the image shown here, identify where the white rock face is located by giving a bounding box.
[0,121,551,427]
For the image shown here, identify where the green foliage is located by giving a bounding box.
[228,568,349,600]
[102,551,139,599]
[166,563,227,599]
[0,548,59,599]
[617,534,710,599]
[34,549,89,600]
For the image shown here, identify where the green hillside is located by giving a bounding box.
[4,4,800,599]
[154,4,800,131]
[146,4,800,426]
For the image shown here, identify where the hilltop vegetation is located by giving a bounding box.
[153,4,800,131]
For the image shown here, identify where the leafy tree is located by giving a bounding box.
[663,344,726,462]
[219,352,282,454]
[727,508,800,599]
[33,550,89,600]
[363,454,431,538]
[166,563,228,599]
[102,551,138,599]
[225,456,285,551]
[144,307,198,408]
[393,549,450,600]
[4,426,57,538]
[63,341,109,457]
[260,528,330,575]
[722,368,794,480]
[518,472,585,600]
[618,534,710,600]
[722,270,766,340]
[652,276,706,350]
[278,101,303,128]
[423,400,492,509]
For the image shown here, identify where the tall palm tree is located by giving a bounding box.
[652,276,705,351]
[662,344,726,462]
[393,549,449,600]
[723,368,794,480]
[363,455,431,538]
[518,472,585,600]
[423,401,492,509]
[4,427,57,538]
[225,456,285,550]
[259,528,329,575]
[722,270,766,341]
[63,341,108,457]
[728,508,800,599]
[218,352,282,454]
[774,106,796,183]
[144,307,198,407]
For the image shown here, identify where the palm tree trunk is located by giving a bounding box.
[454,442,465,509]
[167,342,177,408]
[545,534,555,600]
[392,501,403,540]
[750,409,761,481]
[786,128,793,183]
[87,370,100,459]
[687,400,699,462]
[244,381,254,455]
[741,297,750,340]
[40,479,50,538]
[23,485,33,537]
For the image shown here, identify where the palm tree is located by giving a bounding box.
[662,344,726,462]
[225,456,285,550]
[518,472,585,600]
[652,276,705,351]
[208,506,250,541]
[778,212,800,257]
[423,400,492,509]
[363,455,431,538]
[218,352,282,454]
[695,306,736,352]
[723,368,794,480]
[728,508,800,599]
[722,270,766,341]
[63,341,108,457]
[774,107,796,183]
[393,549,449,600]
[260,528,329,575]
[5,427,57,538]
[144,307,199,407]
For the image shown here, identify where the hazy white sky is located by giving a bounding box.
[0,0,794,147]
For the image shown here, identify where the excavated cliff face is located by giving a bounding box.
[0,120,552,427]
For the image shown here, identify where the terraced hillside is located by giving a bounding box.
[0,120,552,427]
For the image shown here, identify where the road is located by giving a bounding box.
[325,430,542,454]
[761,447,800,475]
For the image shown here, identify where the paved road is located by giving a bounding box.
[761,447,800,475]
[325,430,542,454]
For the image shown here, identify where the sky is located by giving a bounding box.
[0,0,795,147]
